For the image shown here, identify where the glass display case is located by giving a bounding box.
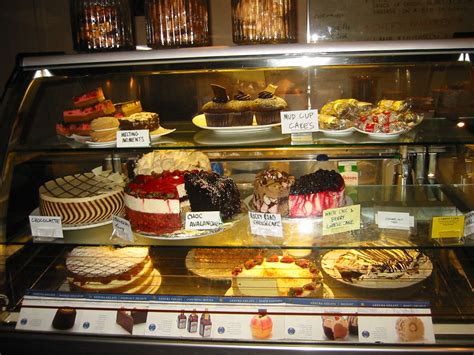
[0,39,474,353]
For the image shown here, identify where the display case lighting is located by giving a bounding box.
[33,69,53,78]
[457,53,471,62]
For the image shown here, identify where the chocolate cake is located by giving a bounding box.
[52,308,77,330]
[252,168,295,215]
[184,171,240,220]
[119,111,160,131]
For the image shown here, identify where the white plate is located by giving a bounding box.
[225,284,334,298]
[193,128,287,145]
[192,114,281,133]
[150,126,176,141]
[85,140,117,148]
[30,208,113,230]
[70,134,91,143]
[320,243,433,290]
[320,127,355,137]
[354,127,407,139]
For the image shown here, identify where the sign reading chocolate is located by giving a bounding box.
[185,211,222,230]
[29,215,63,239]
[322,205,361,235]
[281,110,319,134]
[249,211,283,238]
[117,130,151,147]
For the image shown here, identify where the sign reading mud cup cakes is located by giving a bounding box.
[29,215,63,239]
[322,205,360,236]
[281,110,319,134]
[249,212,283,238]
[308,0,474,42]
[117,130,150,148]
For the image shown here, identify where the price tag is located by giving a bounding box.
[112,215,134,242]
[323,205,361,235]
[248,212,283,238]
[29,215,63,239]
[465,211,474,239]
[376,211,415,230]
[431,215,465,239]
[338,161,358,186]
[185,211,222,230]
[116,130,150,148]
[281,110,319,134]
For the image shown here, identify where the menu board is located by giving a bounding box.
[308,0,474,42]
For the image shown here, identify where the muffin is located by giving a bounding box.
[230,90,253,126]
[201,85,235,127]
[252,84,287,125]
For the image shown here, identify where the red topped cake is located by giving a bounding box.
[125,171,189,234]
[73,87,105,108]
[288,169,345,217]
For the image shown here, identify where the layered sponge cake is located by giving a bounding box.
[252,168,295,215]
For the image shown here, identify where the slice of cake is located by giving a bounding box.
[73,87,105,108]
[63,100,115,123]
[252,169,295,215]
[118,111,159,131]
[231,255,324,297]
[288,169,345,218]
[184,171,241,220]
[125,171,189,234]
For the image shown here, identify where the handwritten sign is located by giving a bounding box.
[376,211,415,230]
[29,215,63,239]
[323,205,361,235]
[116,130,150,148]
[431,216,465,239]
[249,212,283,238]
[281,110,319,134]
[112,215,134,242]
[465,211,474,239]
[185,212,222,230]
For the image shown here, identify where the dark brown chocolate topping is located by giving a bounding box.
[258,91,274,99]
[234,90,251,101]
[211,84,229,103]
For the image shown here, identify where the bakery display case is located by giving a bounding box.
[1,39,474,354]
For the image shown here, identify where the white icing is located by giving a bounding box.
[134,151,211,175]
[124,193,180,213]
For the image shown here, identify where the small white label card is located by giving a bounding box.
[464,211,474,238]
[338,161,359,186]
[29,215,63,239]
[185,211,222,230]
[249,211,283,238]
[323,205,361,235]
[112,215,134,242]
[376,211,415,230]
[281,110,319,134]
[116,130,150,148]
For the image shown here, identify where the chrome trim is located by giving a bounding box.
[21,39,474,70]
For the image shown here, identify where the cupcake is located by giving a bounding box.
[201,85,234,127]
[230,91,253,126]
[252,84,287,125]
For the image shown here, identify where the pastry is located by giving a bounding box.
[63,100,115,123]
[116,308,148,334]
[133,150,211,176]
[52,308,76,330]
[125,171,189,234]
[288,169,346,218]
[73,87,105,108]
[114,100,143,117]
[230,90,253,126]
[252,84,287,125]
[395,316,425,342]
[39,169,125,225]
[184,170,241,220]
[250,310,273,339]
[90,116,120,142]
[66,246,160,294]
[56,121,91,137]
[252,168,295,215]
[118,111,160,131]
[320,99,370,130]
[322,316,349,340]
[201,84,235,127]
[231,255,324,297]
[348,316,358,336]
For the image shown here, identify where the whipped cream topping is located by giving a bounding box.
[134,151,211,175]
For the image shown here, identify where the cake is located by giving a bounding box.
[322,316,349,340]
[73,87,105,108]
[231,255,324,297]
[39,169,125,225]
[90,116,120,142]
[133,151,211,176]
[201,84,236,127]
[118,111,160,131]
[252,168,295,215]
[230,91,253,126]
[116,308,148,334]
[66,246,160,294]
[395,316,425,342]
[114,100,143,117]
[52,308,77,330]
[63,100,115,123]
[184,170,241,220]
[56,121,91,137]
[250,310,273,339]
[288,169,346,218]
[348,316,358,336]
[327,241,431,283]
[252,84,287,125]
[125,171,189,234]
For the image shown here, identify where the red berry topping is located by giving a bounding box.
[254,255,264,265]
[295,259,310,268]
[266,255,279,262]
[280,256,295,263]
[244,260,256,270]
